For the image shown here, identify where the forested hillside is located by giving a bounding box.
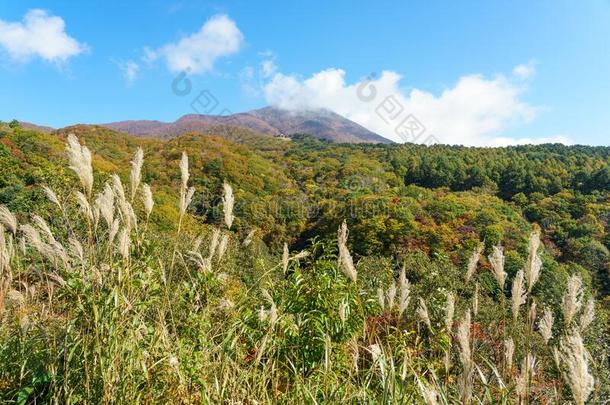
[2,124,608,294]
[0,122,609,403]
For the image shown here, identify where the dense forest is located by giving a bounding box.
[0,122,609,403]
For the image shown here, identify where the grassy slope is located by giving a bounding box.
[0,123,608,402]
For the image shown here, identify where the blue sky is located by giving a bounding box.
[0,0,609,146]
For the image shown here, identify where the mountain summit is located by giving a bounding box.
[101,106,392,143]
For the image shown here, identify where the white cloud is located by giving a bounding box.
[513,61,536,79]
[239,65,260,97]
[118,60,139,84]
[260,59,277,78]
[262,66,568,146]
[0,9,86,64]
[239,56,278,97]
[240,65,255,80]
[484,134,572,147]
[146,14,243,74]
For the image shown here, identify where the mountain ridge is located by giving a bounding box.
[99,106,392,144]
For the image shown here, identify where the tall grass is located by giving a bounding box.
[0,135,605,404]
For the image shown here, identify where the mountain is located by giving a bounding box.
[20,122,54,133]
[101,106,392,144]
[249,107,391,143]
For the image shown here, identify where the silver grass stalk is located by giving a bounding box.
[42,186,62,210]
[516,354,537,400]
[261,289,278,326]
[217,234,229,260]
[4,289,25,309]
[19,314,32,333]
[168,355,179,371]
[130,147,144,202]
[398,265,411,317]
[559,331,594,405]
[538,307,554,344]
[117,228,130,259]
[52,240,70,270]
[528,229,541,261]
[579,297,595,332]
[473,283,479,316]
[111,178,126,224]
[0,205,18,235]
[515,364,527,399]
[504,337,515,372]
[417,297,432,330]
[348,337,359,372]
[444,351,451,375]
[528,254,542,294]
[92,201,100,231]
[243,229,256,247]
[458,310,473,363]
[180,187,195,215]
[465,244,483,282]
[525,229,543,293]
[324,334,332,371]
[526,255,542,296]
[48,270,66,287]
[268,304,278,327]
[192,235,203,252]
[377,288,385,311]
[369,343,382,363]
[511,270,527,322]
[368,344,386,380]
[222,182,235,229]
[186,251,211,273]
[562,274,583,327]
[20,224,52,259]
[445,292,455,332]
[528,300,537,328]
[112,175,137,231]
[108,218,120,245]
[141,184,154,220]
[66,134,93,197]
[208,228,220,260]
[339,300,348,323]
[386,282,397,311]
[0,226,11,276]
[179,151,189,190]
[489,245,507,290]
[291,250,309,260]
[337,220,357,282]
[32,217,68,268]
[94,183,114,228]
[417,379,440,405]
[32,215,57,245]
[112,174,126,203]
[174,152,193,240]
[76,191,93,222]
[125,201,138,232]
[68,237,84,262]
[0,226,6,262]
[476,363,493,386]
[258,306,268,322]
[457,309,473,404]
[216,272,227,283]
[553,346,561,370]
[282,243,289,274]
